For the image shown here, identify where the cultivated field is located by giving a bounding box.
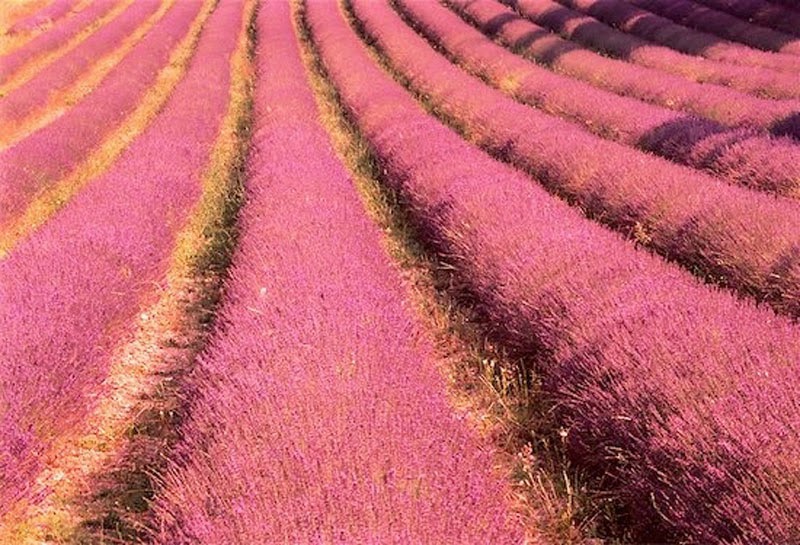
[1,0,799,543]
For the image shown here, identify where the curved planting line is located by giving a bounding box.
[0,0,245,538]
[0,0,125,96]
[306,1,800,542]
[625,0,800,55]
[0,0,170,149]
[396,0,800,197]
[0,0,53,33]
[691,0,800,37]
[349,0,800,320]
[151,2,522,543]
[0,0,81,55]
[449,0,800,137]
[0,0,209,255]
[506,0,800,99]
[552,0,800,72]
[5,0,78,34]
[0,4,254,541]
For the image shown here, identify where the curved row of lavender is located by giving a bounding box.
[626,0,800,54]
[0,0,161,135]
[0,0,116,86]
[554,0,800,71]
[0,0,243,516]
[449,0,800,135]
[690,0,800,37]
[349,0,800,320]
[152,2,522,543]
[0,0,201,228]
[307,1,800,541]
[396,0,800,197]
[5,0,78,36]
[505,0,800,99]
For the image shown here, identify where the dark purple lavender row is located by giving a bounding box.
[308,1,800,541]
[0,0,241,516]
[152,2,523,542]
[352,0,800,319]
[0,1,200,227]
[397,0,800,196]
[626,0,800,54]
[449,0,800,137]
[507,0,800,99]
[0,0,161,133]
[0,0,116,85]
[679,0,800,38]
[555,0,800,71]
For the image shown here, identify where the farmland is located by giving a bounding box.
[1,0,799,543]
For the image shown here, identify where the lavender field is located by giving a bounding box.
[1,0,799,543]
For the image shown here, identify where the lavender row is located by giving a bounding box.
[308,2,800,541]
[0,0,116,86]
[507,0,800,99]
[0,0,242,515]
[352,0,800,319]
[555,0,800,72]
[626,0,800,54]
[5,0,78,36]
[398,0,800,196]
[153,3,522,542]
[449,0,800,137]
[691,0,800,36]
[0,1,200,227]
[0,0,161,133]
[0,0,51,31]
